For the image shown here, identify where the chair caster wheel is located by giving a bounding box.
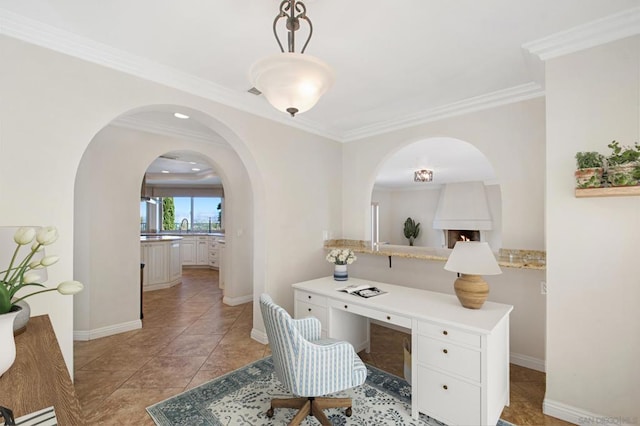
[345,407,352,417]
[266,408,274,418]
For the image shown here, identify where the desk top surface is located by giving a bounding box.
[293,277,513,334]
[0,315,84,424]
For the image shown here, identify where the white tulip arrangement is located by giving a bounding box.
[325,248,357,266]
[0,226,83,315]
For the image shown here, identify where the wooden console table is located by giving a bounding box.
[0,315,84,425]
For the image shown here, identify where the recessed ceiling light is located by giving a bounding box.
[174,112,189,119]
[189,161,196,165]
[191,168,201,172]
[161,170,170,174]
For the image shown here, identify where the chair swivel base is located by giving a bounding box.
[266,396,353,426]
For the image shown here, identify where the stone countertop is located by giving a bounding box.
[140,235,183,242]
[324,239,546,270]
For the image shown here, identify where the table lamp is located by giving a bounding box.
[444,241,501,309]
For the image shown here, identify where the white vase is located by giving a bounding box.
[0,306,21,377]
[334,264,348,281]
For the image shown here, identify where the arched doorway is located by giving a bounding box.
[73,106,258,339]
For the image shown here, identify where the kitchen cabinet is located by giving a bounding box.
[209,236,222,269]
[168,241,181,282]
[196,236,209,265]
[140,236,182,291]
[180,236,196,265]
[218,241,225,289]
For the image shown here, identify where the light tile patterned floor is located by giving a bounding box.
[73,268,571,425]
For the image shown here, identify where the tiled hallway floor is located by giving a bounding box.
[74,269,570,425]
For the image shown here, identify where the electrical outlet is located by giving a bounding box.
[540,281,547,295]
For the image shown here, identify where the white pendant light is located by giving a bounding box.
[250,0,334,117]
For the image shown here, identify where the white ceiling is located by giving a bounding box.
[2,1,638,185]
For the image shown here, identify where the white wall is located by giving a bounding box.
[343,98,546,251]
[344,100,546,367]
[1,35,342,372]
[545,36,640,421]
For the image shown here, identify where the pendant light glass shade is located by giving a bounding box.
[250,52,334,117]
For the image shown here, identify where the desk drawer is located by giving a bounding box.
[417,366,480,426]
[417,335,481,382]
[329,299,411,328]
[418,321,481,348]
[295,291,328,307]
[295,301,328,330]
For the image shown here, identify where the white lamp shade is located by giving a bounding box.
[444,241,502,275]
[250,52,334,115]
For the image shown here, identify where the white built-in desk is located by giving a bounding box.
[292,277,513,426]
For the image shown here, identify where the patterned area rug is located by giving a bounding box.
[147,356,514,425]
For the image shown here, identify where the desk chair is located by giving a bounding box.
[259,294,367,426]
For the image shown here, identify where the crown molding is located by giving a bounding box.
[341,83,545,142]
[7,7,629,144]
[0,8,338,139]
[524,6,640,61]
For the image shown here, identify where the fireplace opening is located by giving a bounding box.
[446,230,480,249]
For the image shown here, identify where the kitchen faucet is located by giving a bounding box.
[180,218,189,232]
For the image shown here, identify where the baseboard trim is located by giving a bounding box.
[543,398,636,426]
[223,294,253,306]
[251,327,268,345]
[73,319,142,341]
[510,352,546,372]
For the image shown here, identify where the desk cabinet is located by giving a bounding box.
[292,277,512,426]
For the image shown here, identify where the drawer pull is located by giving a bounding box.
[442,385,448,390]
[344,305,348,309]
[308,295,312,299]
[443,349,448,354]
[442,330,448,336]
[386,315,391,320]
[308,308,312,312]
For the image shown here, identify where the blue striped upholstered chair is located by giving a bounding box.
[260,294,367,425]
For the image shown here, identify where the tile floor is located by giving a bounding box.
[73,268,571,425]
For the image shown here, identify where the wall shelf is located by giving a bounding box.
[575,186,640,198]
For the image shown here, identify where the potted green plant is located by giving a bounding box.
[575,151,604,188]
[403,217,420,246]
[606,140,640,187]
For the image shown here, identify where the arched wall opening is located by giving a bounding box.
[366,136,502,251]
[73,105,261,339]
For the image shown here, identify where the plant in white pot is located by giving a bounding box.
[606,140,640,187]
[403,217,420,246]
[574,151,604,188]
[0,226,83,377]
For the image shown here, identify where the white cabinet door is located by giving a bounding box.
[181,237,196,265]
[140,243,149,287]
[218,244,225,289]
[197,239,209,265]
[168,241,182,282]
[147,243,167,285]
